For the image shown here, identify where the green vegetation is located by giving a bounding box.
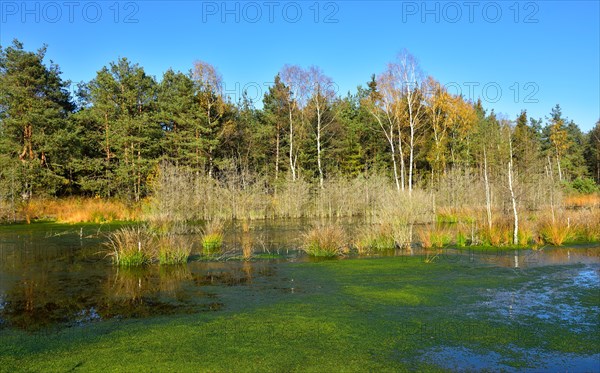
[0,256,597,371]
[302,224,347,257]
[201,220,224,255]
[106,226,154,267]
[107,225,194,266]
[1,40,599,229]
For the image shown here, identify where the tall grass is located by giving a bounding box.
[539,218,573,246]
[107,225,194,266]
[576,210,600,242]
[202,219,225,255]
[302,224,347,257]
[564,193,600,208]
[26,198,140,223]
[157,234,193,265]
[106,226,155,267]
[355,224,395,254]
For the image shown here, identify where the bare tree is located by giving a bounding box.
[193,60,225,177]
[280,65,308,181]
[366,70,403,191]
[394,50,425,195]
[306,66,337,188]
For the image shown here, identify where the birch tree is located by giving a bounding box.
[306,66,337,188]
[394,50,425,194]
[280,65,308,181]
[362,71,407,191]
[193,60,226,177]
[507,125,519,245]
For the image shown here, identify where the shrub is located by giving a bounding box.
[568,177,599,195]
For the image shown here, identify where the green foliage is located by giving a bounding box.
[567,177,599,194]
[0,40,597,209]
[0,40,76,199]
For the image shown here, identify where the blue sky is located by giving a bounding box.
[1,0,599,130]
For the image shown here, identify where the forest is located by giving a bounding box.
[0,39,599,226]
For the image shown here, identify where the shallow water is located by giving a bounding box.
[0,221,599,332]
[0,221,598,371]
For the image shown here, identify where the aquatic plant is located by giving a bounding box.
[157,234,193,265]
[355,224,396,254]
[302,224,347,257]
[202,219,225,255]
[106,226,154,267]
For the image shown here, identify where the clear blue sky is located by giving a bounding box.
[1,0,598,130]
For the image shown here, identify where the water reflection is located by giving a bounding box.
[0,222,598,331]
[0,257,272,331]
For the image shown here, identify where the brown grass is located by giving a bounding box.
[480,219,512,246]
[564,193,600,208]
[302,224,347,257]
[538,218,573,246]
[24,198,140,223]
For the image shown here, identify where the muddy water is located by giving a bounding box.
[0,221,598,332]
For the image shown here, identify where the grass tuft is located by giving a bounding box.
[106,226,154,266]
[302,224,347,257]
[157,234,193,265]
[202,219,224,255]
[355,224,396,254]
[539,219,573,246]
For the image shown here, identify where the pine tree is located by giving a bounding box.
[0,40,75,202]
[78,58,160,200]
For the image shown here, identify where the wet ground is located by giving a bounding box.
[0,221,598,371]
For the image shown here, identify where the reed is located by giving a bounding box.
[156,234,193,265]
[355,224,396,254]
[106,226,154,267]
[302,224,347,257]
[202,219,225,255]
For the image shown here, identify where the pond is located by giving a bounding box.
[0,221,598,372]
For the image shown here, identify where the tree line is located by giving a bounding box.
[1,40,599,203]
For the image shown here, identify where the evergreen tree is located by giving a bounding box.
[0,40,75,201]
[78,58,160,200]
